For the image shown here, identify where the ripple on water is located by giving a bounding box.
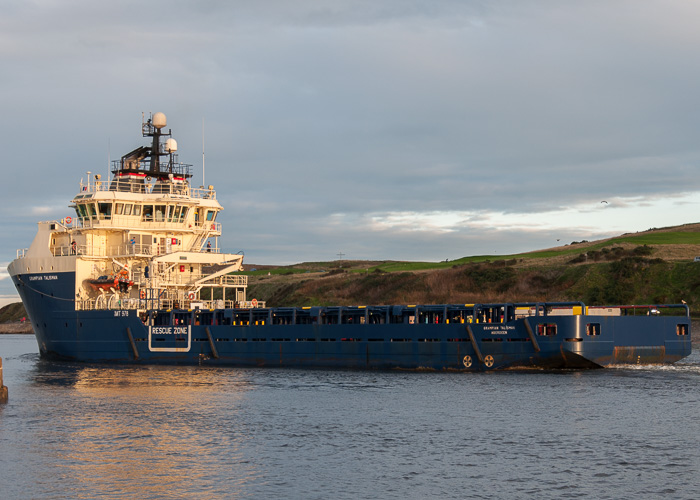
[2,335,700,499]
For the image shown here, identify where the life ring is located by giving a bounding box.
[139,289,146,299]
[251,298,258,308]
[484,355,495,368]
[65,216,72,224]
[188,292,195,300]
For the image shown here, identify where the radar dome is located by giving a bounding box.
[152,112,167,129]
[165,138,178,153]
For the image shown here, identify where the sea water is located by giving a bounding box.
[1,334,700,499]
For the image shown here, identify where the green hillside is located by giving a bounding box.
[245,226,700,315]
[0,302,28,323]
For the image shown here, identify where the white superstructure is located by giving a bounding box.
[11,112,251,312]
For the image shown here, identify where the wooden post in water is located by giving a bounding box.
[0,357,7,403]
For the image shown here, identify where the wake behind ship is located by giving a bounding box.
[7,113,692,370]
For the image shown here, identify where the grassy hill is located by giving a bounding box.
[244,224,700,315]
[0,302,32,333]
[0,302,27,323]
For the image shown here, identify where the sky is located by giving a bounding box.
[2,0,700,305]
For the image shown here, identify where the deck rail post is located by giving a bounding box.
[0,357,8,403]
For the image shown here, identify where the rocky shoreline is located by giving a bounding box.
[0,322,34,334]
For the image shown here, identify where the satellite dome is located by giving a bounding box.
[152,112,167,129]
[165,138,178,153]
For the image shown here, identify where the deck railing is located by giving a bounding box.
[50,242,224,258]
[129,272,247,288]
[64,216,222,233]
[76,297,262,312]
[79,178,217,200]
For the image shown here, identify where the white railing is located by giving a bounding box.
[199,274,248,287]
[76,297,263,312]
[50,242,225,258]
[131,273,247,288]
[65,216,221,234]
[51,246,75,257]
[79,179,217,200]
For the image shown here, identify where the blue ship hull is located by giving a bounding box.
[10,112,690,371]
[11,271,692,370]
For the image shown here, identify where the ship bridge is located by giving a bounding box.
[13,111,250,314]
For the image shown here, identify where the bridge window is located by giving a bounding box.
[155,205,166,221]
[677,324,689,336]
[76,204,88,219]
[98,203,112,219]
[142,205,153,221]
[586,323,601,336]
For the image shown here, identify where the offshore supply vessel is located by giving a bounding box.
[7,113,692,370]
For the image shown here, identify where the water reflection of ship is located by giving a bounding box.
[33,362,254,394]
[29,362,256,497]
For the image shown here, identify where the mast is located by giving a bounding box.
[142,111,171,176]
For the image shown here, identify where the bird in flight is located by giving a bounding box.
[601,201,608,204]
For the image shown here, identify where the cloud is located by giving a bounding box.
[30,206,61,216]
[2,1,700,267]
[0,295,21,308]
